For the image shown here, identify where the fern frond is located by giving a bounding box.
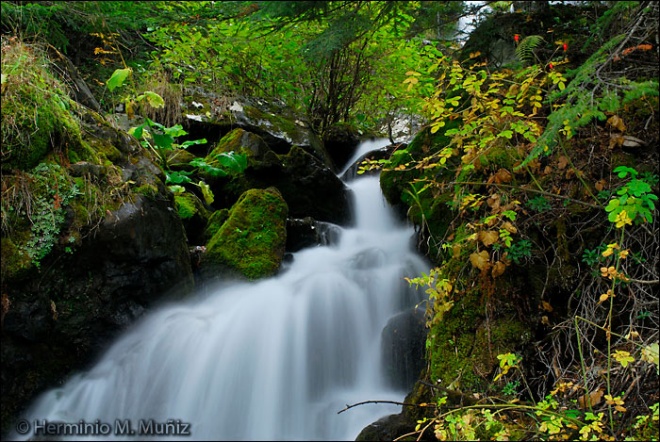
[515,35,544,64]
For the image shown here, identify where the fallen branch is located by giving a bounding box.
[337,400,427,415]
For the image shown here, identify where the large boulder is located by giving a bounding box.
[0,113,194,434]
[203,131,352,225]
[1,39,194,434]
[181,93,336,170]
[199,187,288,280]
[277,146,351,224]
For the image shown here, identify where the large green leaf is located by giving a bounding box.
[106,68,132,92]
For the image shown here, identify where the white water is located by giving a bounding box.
[10,140,429,441]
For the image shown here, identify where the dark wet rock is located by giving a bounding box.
[381,307,428,391]
[355,413,418,442]
[1,103,194,434]
[278,146,351,225]
[286,217,342,252]
[323,122,361,171]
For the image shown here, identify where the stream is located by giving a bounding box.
[10,139,430,441]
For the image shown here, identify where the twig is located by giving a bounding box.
[337,400,427,415]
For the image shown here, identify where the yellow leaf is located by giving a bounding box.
[609,134,625,149]
[478,230,499,246]
[615,210,633,228]
[501,221,517,234]
[126,100,135,120]
[606,115,626,133]
[469,250,491,271]
[491,261,506,278]
[613,350,634,367]
[452,244,462,258]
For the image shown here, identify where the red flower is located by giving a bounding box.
[514,34,520,43]
[548,62,554,70]
[563,43,568,52]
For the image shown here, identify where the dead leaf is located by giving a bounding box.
[501,221,517,234]
[491,261,506,278]
[494,168,512,184]
[557,156,569,169]
[541,301,553,312]
[478,230,499,246]
[469,250,491,271]
[452,244,462,258]
[578,389,604,409]
[594,179,607,191]
[606,115,626,133]
[565,168,575,179]
[609,134,624,149]
[487,194,501,211]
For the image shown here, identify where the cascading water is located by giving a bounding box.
[9,139,429,441]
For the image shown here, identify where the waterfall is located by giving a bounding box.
[9,139,429,441]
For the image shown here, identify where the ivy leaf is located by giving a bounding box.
[491,260,506,278]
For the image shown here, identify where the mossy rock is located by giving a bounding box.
[1,40,84,171]
[200,187,288,280]
[204,128,280,171]
[202,209,230,244]
[426,287,532,394]
[0,237,34,282]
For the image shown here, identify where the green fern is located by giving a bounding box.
[515,35,544,65]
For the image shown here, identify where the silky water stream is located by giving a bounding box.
[10,139,430,441]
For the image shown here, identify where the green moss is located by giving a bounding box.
[427,286,531,394]
[202,187,288,280]
[0,236,34,282]
[244,104,297,134]
[1,40,86,171]
[135,183,159,199]
[203,209,230,242]
[174,194,198,219]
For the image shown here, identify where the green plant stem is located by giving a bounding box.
[574,315,594,413]
[605,227,627,434]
